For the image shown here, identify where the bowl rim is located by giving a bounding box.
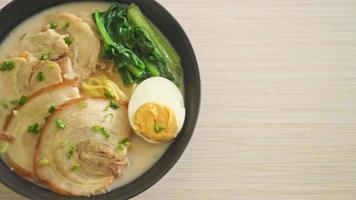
[0,0,201,199]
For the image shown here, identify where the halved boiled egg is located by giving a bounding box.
[128,77,185,143]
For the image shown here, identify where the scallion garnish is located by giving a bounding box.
[37,71,45,82]
[154,123,165,133]
[48,105,56,114]
[55,119,66,130]
[64,36,73,46]
[10,95,27,106]
[50,23,58,29]
[117,138,131,151]
[0,60,15,71]
[40,158,49,166]
[62,22,70,31]
[92,125,111,139]
[40,52,51,60]
[71,163,80,171]
[27,123,40,135]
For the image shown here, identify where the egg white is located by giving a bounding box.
[128,77,186,143]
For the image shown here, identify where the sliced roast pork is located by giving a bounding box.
[21,29,69,60]
[2,81,80,178]
[0,56,63,131]
[47,13,100,79]
[35,98,131,196]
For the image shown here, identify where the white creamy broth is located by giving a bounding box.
[0,2,170,190]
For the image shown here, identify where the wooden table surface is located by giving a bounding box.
[2,0,356,199]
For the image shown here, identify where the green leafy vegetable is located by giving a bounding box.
[92,3,181,85]
[27,123,41,135]
[0,60,15,71]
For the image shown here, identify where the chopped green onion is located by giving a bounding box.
[117,138,131,151]
[40,52,51,60]
[92,125,102,132]
[20,33,26,40]
[48,63,56,69]
[40,158,49,166]
[62,22,70,31]
[0,141,8,154]
[0,60,15,71]
[10,95,28,106]
[64,36,73,46]
[154,123,165,133]
[37,71,45,82]
[92,125,111,139]
[27,123,41,135]
[104,91,114,99]
[48,105,56,114]
[66,144,76,159]
[60,140,70,148]
[0,98,9,109]
[79,101,88,109]
[71,163,80,171]
[55,119,66,130]
[102,113,114,123]
[50,23,58,29]
[109,101,119,110]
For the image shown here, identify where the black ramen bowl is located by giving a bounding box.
[0,0,200,199]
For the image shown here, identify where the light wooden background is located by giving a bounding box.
[2,0,356,199]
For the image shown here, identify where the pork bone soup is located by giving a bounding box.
[0,2,185,197]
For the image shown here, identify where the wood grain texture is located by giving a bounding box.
[1,0,356,199]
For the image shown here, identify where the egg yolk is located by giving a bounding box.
[134,102,178,142]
